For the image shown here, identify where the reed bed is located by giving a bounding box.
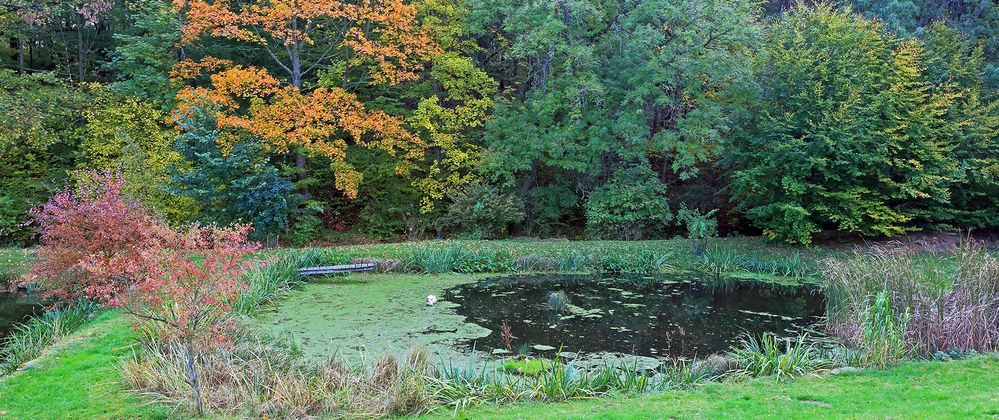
[823,242,999,356]
[121,333,714,417]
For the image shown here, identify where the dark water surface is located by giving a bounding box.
[444,274,825,358]
[0,292,42,339]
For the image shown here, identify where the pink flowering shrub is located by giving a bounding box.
[25,171,173,303]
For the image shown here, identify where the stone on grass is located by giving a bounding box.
[830,366,862,375]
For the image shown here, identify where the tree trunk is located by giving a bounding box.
[17,37,26,74]
[289,33,310,199]
[184,345,203,414]
[77,15,85,82]
[518,160,538,196]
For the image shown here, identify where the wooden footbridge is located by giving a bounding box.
[296,263,375,276]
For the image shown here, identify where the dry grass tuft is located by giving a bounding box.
[823,240,999,355]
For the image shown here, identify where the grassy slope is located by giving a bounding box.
[0,312,170,419]
[445,355,999,419]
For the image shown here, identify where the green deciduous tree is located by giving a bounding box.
[77,91,195,222]
[727,5,965,243]
[0,70,88,243]
[846,0,999,86]
[472,0,759,231]
[917,23,999,228]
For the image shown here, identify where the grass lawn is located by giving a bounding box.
[0,248,32,281]
[443,354,999,419]
[0,312,171,419]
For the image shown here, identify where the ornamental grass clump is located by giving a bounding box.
[728,333,826,379]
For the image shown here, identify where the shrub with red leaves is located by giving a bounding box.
[112,223,260,413]
[24,170,173,303]
[112,224,259,349]
[26,171,263,413]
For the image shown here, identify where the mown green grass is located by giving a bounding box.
[0,312,171,419]
[440,354,999,419]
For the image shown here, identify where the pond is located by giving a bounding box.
[0,292,42,339]
[443,274,824,359]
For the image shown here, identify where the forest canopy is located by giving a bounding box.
[1,0,996,244]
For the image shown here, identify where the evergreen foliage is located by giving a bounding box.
[170,107,297,240]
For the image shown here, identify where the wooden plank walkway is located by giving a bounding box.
[297,263,375,276]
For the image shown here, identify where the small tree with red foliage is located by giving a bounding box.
[24,170,172,303]
[111,224,259,413]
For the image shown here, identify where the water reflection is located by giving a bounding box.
[444,274,824,358]
[0,292,42,339]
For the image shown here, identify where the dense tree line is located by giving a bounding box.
[1,0,996,244]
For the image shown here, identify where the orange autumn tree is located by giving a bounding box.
[170,0,441,197]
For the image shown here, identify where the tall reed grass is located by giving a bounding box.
[700,246,815,279]
[234,248,331,315]
[727,333,826,379]
[823,242,999,356]
[120,332,712,417]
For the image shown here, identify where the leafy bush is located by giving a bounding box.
[113,224,260,413]
[441,182,524,239]
[25,170,172,303]
[677,204,718,256]
[585,166,671,240]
